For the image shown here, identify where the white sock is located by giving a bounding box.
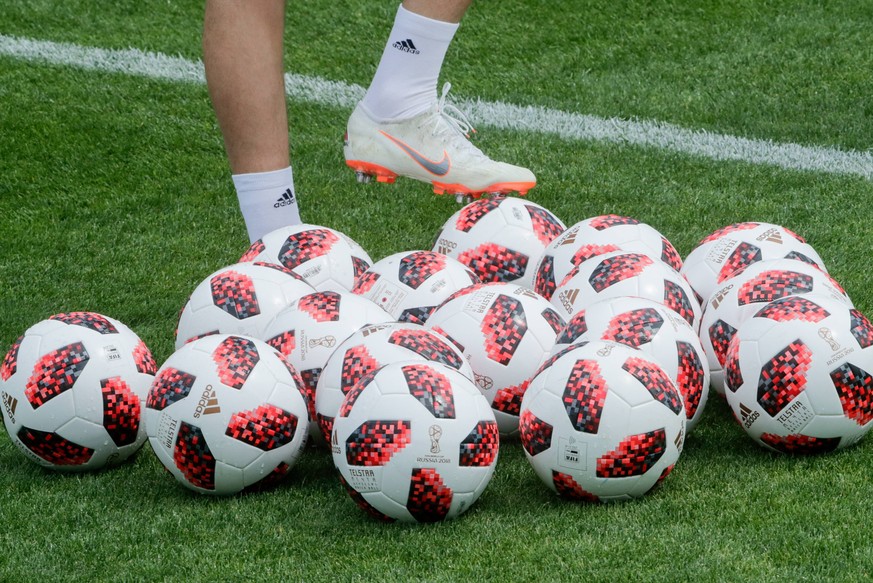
[361,4,460,122]
[232,166,301,243]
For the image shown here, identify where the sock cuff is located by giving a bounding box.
[232,166,295,193]
[395,4,460,42]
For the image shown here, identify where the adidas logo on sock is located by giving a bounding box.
[392,38,420,54]
[274,188,296,208]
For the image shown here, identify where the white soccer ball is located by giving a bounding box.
[331,361,499,522]
[553,296,709,432]
[534,215,682,300]
[239,223,373,292]
[314,322,475,443]
[520,340,685,501]
[351,250,480,324]
[262,290,393,441]
[175,261,314,349]
[431,195,565,288]
[723,295,873,453]
[0,312,155,470]
[550,251,702,329]
[700,258,853,394]
[425,282,565,435]
[680,222,826,305]
[145,334,310,494]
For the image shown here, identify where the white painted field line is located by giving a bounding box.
[2,33,872,181]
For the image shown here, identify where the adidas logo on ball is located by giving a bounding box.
[192,385,221,418]
[557,288,579,313]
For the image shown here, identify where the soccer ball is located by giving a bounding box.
[431,195,565,287]
[553,296,709,432]
[351,250,480,324]
[315,322,475,443]
[331,361,499,522]
[425,282,565,435]
[176,261,314,349]
[534,215,683,300]
[0,312,156,470]
[550,251,702,329]
[681,222,826,305]
[145,334,309,494]
[520,340,685,501]
[262,290,393,440]
[723,295,873,453]
[700,258,853,394]
[239,223,373,292]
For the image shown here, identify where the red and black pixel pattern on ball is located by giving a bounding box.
[458,244,529,283]
[17,426,95,466]
[663,280,696,327]
[557,311,587,345]
[24,341,89,409]
[345,420,412,466]
[589,215,640,230]
[454,196,504,232]
[298,291,342,322]
[245,461,291,493]
[724,338,744,392]
[572,244,620,267]
[737,271,814,306]
[0,334,23,381]
[146,367,197,410]
[338,368,379,418]
[622,356,684,415]
[278,228,338,268]
[226,404,299,451]
[526,205,565,246]
[519,409,553,456]
[541,308,566,335]
[174,421,216,490]
[252,261,309,283]
[698,222,759,245]
[50,312,119,334]
[266,330,296,359]
[757,340,812,416]
[754,296,831,323]
[398,306,436,325]
[597,428,667,478]
[676,341,705,420]
[298,368,321,421]
[850,309,873,349]
[603,308,663,348]
[403,363,456,419]
[552,471,599,502]
[352,256,371,281]
[132,340,157,375]
[459,420,499,466]
[407,468,453,522]
[317,412,334,444]
[389,328,464,371]
[338,474,395,522]
[212,336,260,390]
[709,319,738,367]
[210,270,261,320]
[661,237,683,271]
[398,251,445,290]
[480,294,527,365]
[562,359,608,433]
[588,253,653,292]
[492,379,529,416]
[101,377,141,447]
[783,250,817,266]
[759,433,840,454]
[717,242,762,283]
[352,270,380,294]
[830,362,873,425]
[239,239,266,262]
[534,255,556,299]
[428,324,465,355]
[340,345,380,394]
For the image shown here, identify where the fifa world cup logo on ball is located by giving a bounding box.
[308,336,337,349]
[818,327,840,351]
[428,424,443,454]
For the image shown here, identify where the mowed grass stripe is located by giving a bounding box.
[2,33,872,181]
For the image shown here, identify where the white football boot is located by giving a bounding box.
[344,83,536,201]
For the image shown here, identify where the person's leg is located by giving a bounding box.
[203,0,300,243]
[344,0,536,200]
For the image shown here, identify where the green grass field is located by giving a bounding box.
[2,1,873,580]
